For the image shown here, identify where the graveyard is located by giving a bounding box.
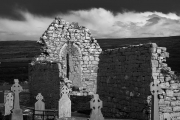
[1,17,180,120]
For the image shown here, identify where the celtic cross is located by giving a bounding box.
[150,80,162,120]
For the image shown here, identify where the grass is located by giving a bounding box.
[0,36,180,83]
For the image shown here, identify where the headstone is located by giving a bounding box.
[150,80,163,120]
[35,93,45,115]
[4,90,11,104]
[64,78,72,97]
[58,85,71,119]
[4,92,14,116]
[11,79,23,120]
[89,94,104,120]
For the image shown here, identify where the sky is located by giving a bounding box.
[1,0,180,41]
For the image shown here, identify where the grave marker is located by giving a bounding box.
[150,80,163,120]
[4,90,11,104]
[35,93,45,115]
[4,92,13,116]
[89,94,104,120]
[11,79,23,120]
[58,85,71,119]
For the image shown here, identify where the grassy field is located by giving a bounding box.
[0,36,180,83]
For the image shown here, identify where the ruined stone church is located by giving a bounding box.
[29,17,102,109]
[29,17,176,120]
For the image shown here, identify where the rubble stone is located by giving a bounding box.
[31,18,102,96]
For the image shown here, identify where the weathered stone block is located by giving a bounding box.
[171,83,179,89]
[170,112,180,118]
[173,106,180,112]
[164,96,172,101]
[159,82,169,89]
[157,48,162,53]
[171,101,180,106]
[92,61,98,64]
[166,90,174,97]
[160,106,172,112]
[151,60,159,67]
[165,76,171,81]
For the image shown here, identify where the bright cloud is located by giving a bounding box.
[0,8,180,41]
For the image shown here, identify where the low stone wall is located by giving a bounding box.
[96,43,170,120]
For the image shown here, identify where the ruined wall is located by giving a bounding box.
[97,43,157,120]
[97,43,177,120]
[154,46,180,120]
[28,17,180,120]
[32,17,102,95]
[29,63,60,109]
[28,18,103,110]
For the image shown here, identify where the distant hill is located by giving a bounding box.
[0,36,180,83]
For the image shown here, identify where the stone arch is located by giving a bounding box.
[73,43,82,58]
[59,43,68,61]
[58,43,68,78]
[58,42,82,87]
[68,43,82,87]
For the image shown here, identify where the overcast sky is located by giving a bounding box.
[1,0,180,41]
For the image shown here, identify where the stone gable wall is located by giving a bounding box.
[96,43,178,120]
[29,63,60,109]
[97,43,154,119]
[32,17,102,94]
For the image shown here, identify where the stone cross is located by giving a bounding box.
[35,93,45,115]
[64,78,72,95]
[4,92,14,116]
[11,79,23,109]
[58,85,71,119]
[150,80,163,120]
[11,79,23,120]
[89,94,104,120]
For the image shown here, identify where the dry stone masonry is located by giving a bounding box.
[96,43,177,120]
[29,18,180,120]
[154,46,180,120]
[30,17,102,96]
[29,63,60,109]
[97,43,153,120]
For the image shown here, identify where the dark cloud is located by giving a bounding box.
[146,17,161,26]
[1,0,180,20]
[0,30,8,34]
[0,8,180,41]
